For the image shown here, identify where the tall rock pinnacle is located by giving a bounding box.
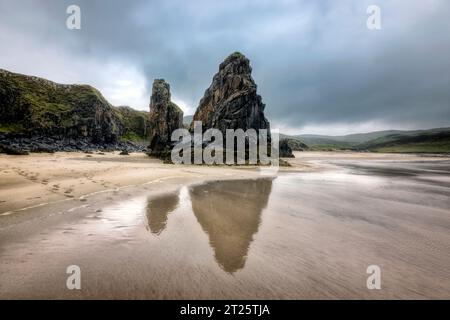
[148,79,183,153]
[192,52,270,136]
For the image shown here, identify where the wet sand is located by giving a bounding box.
[0,151,290,226]
[0,152,449,299]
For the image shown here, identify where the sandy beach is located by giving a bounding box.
[1,151,449,299]
[0,152,298,225]
[0,151,441,217]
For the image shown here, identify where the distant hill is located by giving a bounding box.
[114,106,149,142]
[355,130,450,153]
[289,128,450,153]
[297,130,403,145]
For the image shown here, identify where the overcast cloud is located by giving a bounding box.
[0,0,449,135]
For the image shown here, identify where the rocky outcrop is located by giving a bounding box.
[113,106,149,141]
[0,69,148,153]
[284,138,308,151]
[147,79,183,153]
[0,69,122,143]
[279,139,295,158]
[192,52,270,137]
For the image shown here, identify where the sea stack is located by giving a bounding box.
[147,79,184,154]
[192,52,270,137]
[279,139,294,158]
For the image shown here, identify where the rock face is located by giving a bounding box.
[0,69,122,143]
[192,52,270,138]
[0,69,150,152]
[114,106,149,141]
[279,139,295,158]
[147,79,183,153]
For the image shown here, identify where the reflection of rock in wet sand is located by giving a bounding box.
[189,179,273,273]
[146,193,180,235]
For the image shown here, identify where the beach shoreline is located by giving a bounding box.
[0,151,309,226]
[1,151,447,225]
[0,151,449,299]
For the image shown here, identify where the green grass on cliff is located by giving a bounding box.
[113,106,149,142]
[1,69,110,132]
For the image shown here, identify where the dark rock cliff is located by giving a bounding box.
[0,69,148,152]
[192,52,270,137]
[147,79,184,153]
[0,69,122,143]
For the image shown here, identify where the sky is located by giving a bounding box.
[0,0,449,135]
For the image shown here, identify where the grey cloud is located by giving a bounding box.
[0,0,449,133]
